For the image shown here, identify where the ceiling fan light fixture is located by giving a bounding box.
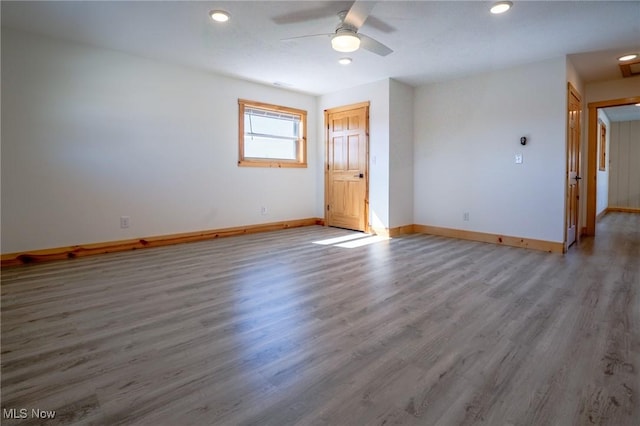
[338,57,353,65]
[331,32,360,53]
[209,10,230,23]
[490,1,513,14]
[618,53,638,62]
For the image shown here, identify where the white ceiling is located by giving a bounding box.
[2,1,640,95]
[602,104,640,122]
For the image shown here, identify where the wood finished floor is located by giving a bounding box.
[1,213,639,425]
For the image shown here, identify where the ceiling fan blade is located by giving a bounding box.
[281,33,332,42]
[363,15,396,34]
[272,2,352,25]
[343,0,376,30]
[359,33,393,56]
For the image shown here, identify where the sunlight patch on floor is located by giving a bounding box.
[335,235,389,248]
[312,233,369,245]
[312,233,390,248]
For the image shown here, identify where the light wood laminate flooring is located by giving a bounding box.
[1,213,639,425]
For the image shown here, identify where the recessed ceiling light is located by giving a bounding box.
[490,1,513,14]
[209,10,230,23]
[618,53,638,62]
[338,57,352,65]
[636,103,640,106]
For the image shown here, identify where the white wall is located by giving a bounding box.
[566,57,585,102]
[596,110,611,215]
[1,28,318,253]
[389,79,414,228]
[5,28,631,255]
[318,79,391,230]
[585,78,640,104]
[414,58,567,242]
[609,120,640,208]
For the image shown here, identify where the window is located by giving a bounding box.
[599,120,607,171]
[238,99,307,168]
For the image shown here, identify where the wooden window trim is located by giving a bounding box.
[598,120,606,171]
[238,99,307,168]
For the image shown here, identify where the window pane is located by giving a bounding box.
[244,136,297,160]
[245,112,299,139]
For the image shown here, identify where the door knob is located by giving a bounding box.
[353,173,364,178]
[575,176,582,180]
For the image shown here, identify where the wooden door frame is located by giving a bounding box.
[584,95,640,236]
[324,101,370,233]
[565,83,582,252]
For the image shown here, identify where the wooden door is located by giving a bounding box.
[566,84,582,249]
[325,103,369,232]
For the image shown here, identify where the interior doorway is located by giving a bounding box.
[324,102,370,232]
[585,95,640,236]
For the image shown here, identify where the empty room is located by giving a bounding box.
[1,1,639,425]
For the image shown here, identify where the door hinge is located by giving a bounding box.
[327,164,330,171]
[327,205,330,211]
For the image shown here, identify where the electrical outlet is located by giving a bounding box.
[260,206,268,216]
[120,216,130,229]
[515,154,523,164]
[463,212,470,221]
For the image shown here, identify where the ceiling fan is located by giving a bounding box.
[281,1,393,57]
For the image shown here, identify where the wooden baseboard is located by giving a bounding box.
[1,218,323,267]
[413,224,564,253]
[370,226,389,237]
[1,218,570,267]
[371,224,415,238]
[390,225,416,237]
[607,207,640,214]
